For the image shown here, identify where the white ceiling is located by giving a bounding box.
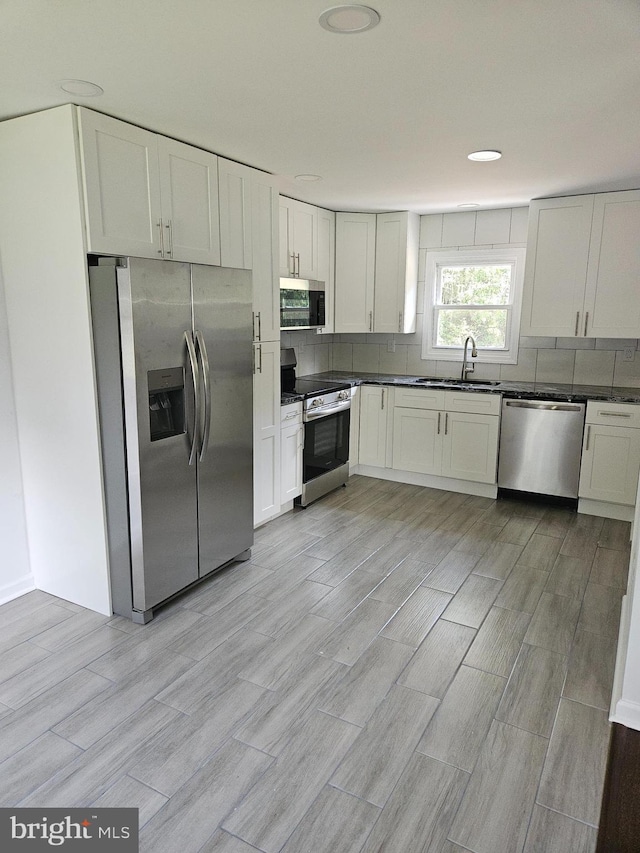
[2,0,639,213]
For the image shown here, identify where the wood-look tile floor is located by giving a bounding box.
[0,476,628,853]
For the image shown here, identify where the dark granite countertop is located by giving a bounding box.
[283,371,640,405]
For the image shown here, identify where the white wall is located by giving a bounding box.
[0,258,32,602]
[0,107,112,615]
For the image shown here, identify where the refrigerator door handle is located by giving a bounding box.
[195,329,212,462]
[184,331,200,465]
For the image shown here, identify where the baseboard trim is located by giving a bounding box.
[0,575,36,606]
[578,498,634,522]
[354,465,497,499]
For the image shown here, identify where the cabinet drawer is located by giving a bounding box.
[281,402,302,425]
[585,401,640,428]
[393,386,445,411]
[445,391,501,416]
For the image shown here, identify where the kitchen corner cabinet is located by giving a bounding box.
[358,385,391,467]
[334,211,419,333]
[279,197,319,279]
[280,403,303,503]
[253,341,281,525]
[521,190,640,338]
[79,108,221,264]
[579,402,640,507]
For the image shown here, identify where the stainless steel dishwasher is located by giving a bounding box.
[498,398,586,498]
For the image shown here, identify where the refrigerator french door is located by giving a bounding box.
[90,256,253,623]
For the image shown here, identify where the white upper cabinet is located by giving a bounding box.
[157,136,220,265]
[250,171,280,342]
[374,211,419,333]
[79,109,163,258]
[316,206,335,334]
[218,158,252,269]
[583,191,640,338]
[79,108,220,264]
[334,212,377,333]
[521,190,640,337]
[334,211,419,333]
[279,197,319,279]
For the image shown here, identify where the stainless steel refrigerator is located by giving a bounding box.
[89,256,253,623]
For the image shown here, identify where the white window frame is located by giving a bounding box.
[422,247,526,365]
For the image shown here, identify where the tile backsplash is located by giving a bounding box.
[281,207,640,388]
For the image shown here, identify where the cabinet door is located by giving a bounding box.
[316,207,335,334]
[253,341,280,525]
[219,158,252,269]
[281,421,303,502]
[78,108,162,258]
[292,200,318,279]
[579,424,640,505]
[157,136,221,265]
[392,407,442,475]
[358,385,389,467]
[334,213,376,333]
[374,211,418,334]
[251,172,280,341]
[520,195,594,337]
[583,190,640,338]
[441,412,499,484]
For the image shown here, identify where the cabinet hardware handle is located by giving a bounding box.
[437,412,441,434]
[165,220,173,256]
[574,312,580,336]
[290,252,296,276]
[445,413,449,434]
[586,424,591,451]
[157,219,164,255]
[299,425,304,451]
[295,253,300,277]
[398,312,403,332]
[252,312,256,340]
[599,411,632,418]
[284,411,298,420]
[584,312,589,336]
[256,311,262,341]
[369,311,373,332]
[256,344,262,373]
[381,389,385,410]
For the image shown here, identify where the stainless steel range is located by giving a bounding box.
[281,348,351,507]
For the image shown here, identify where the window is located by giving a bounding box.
[422,248,525,364]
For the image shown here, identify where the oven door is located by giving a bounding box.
[303,408,350,483]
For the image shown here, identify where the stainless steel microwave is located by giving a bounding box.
[280,278,326,329]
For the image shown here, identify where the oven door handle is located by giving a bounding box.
[304,399,351,421]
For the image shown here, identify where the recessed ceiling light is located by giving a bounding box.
[457,203,480,209]
[58,79,104,97]
[295,174,323,183]
[319,5,380,33]
[468,150,502,162]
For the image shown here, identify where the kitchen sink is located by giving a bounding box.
[415,378,501,387]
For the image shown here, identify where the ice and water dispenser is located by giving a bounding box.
[148,367,185,441]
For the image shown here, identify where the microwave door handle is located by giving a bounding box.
[184,331,200,465]
[195,330,211,462]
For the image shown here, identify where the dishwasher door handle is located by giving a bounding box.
[504,400,583,413]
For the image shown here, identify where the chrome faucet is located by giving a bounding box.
[461,336,478,380]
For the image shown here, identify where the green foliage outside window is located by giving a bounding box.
[436,265,512,348]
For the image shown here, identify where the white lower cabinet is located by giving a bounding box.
[392,407,442,474]
[359,385,500,487]
[281,403,303,503]
[579,402,640,508]
[441,411,500,483]
[358,386,390,468]
[253,341,280,526]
